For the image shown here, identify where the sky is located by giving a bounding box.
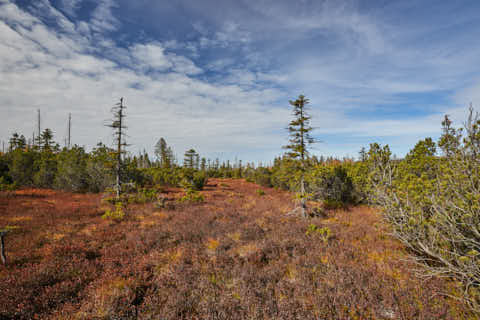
[1,0,480,162]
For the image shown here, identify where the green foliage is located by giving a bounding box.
[0,177,16,191]
[179,188,204,203]
[342,160,371,204]
[256,189,265,196]
[154,138,174,168]
[149,167,182,187]
[307,165,354,205]
[126,187,158,204]
[247,167,272,187]
[8,149,37,186]
[270,157,301,190]
[180,168,207,191]
[184,149,199,169]
[85,143,116,193]
[123,157,149,186]
[372,108,480,314]
[102,202,125,221]
[0,153,10,184]
[33,150,57,188]
[305,224,331,243]
[192,171,207,191]
[54,146,88,192]
[283,95,315,160]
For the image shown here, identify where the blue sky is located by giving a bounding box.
[1,0,480,162]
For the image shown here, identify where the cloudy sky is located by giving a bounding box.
[1,0,480,162]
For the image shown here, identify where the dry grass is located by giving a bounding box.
[0,179,474,319]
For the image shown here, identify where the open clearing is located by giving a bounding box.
[0,179,467,319]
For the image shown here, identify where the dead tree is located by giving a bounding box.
[0,231,7,265]
[106,98,128,199]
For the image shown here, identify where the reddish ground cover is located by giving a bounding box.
[0,179,472,319]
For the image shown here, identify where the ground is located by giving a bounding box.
[0,179,472,319]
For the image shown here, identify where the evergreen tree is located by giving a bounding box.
[40,128,55,151]
[284,95,316,217]
[154,138,174,168]
[8,133,26,151]
[184,149,198,169]
[194,153,200,170]
[439,115,461,157]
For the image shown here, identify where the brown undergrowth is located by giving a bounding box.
[0,179,473,319]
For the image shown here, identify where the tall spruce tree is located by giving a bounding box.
[284,95,315,217]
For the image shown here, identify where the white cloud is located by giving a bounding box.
[60,0,82,17]
[129,43,202,75]
[90,0,119,33]
[130,43,172,71]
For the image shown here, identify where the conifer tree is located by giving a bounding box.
[183,149,198,169]
[40,128,55,151]
[284,95,316,217]
[154,138,174,168]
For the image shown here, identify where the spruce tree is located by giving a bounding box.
[40,128,55,151]
[154,138,174,168]
[284,95,316,217]
[183,149,198,169]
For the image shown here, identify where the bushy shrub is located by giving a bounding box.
[149,167,182,187]
[8,149,37,186]
[251,167,272,187]
[305,224,331,242]
[180,168,207,191]
[307,165,354,206]
[270,157,301,190]
[192,171,207,191]
[54,146,88,192]
[179,188,204,203]
[373,109,480,314]
[85,146,115,193]
[0,154,10,185]
[102,202,126,221]
[127,187,158,204]
[0,177,16,191]
[256,189,265,196]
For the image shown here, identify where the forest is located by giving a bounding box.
[0,96,479,319]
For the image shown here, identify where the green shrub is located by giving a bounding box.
[307,165,354,205]
[9,149,37,186]
[126,187,158,204]
[305,224,331,243]
[102,202,125,221]
[150,167,182,187]
[179,189,204,203]
[256,189,265,196]
[252,167,272,187]
[373,109,480,314]
[192,171,207,190]
[54,146,88,192]
[0,177,16,191]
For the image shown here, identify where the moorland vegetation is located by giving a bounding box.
[0,96,479,318]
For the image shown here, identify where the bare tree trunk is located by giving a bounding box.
[116,98,124,200]
[0,232,6,265]
[300,175,306,218]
